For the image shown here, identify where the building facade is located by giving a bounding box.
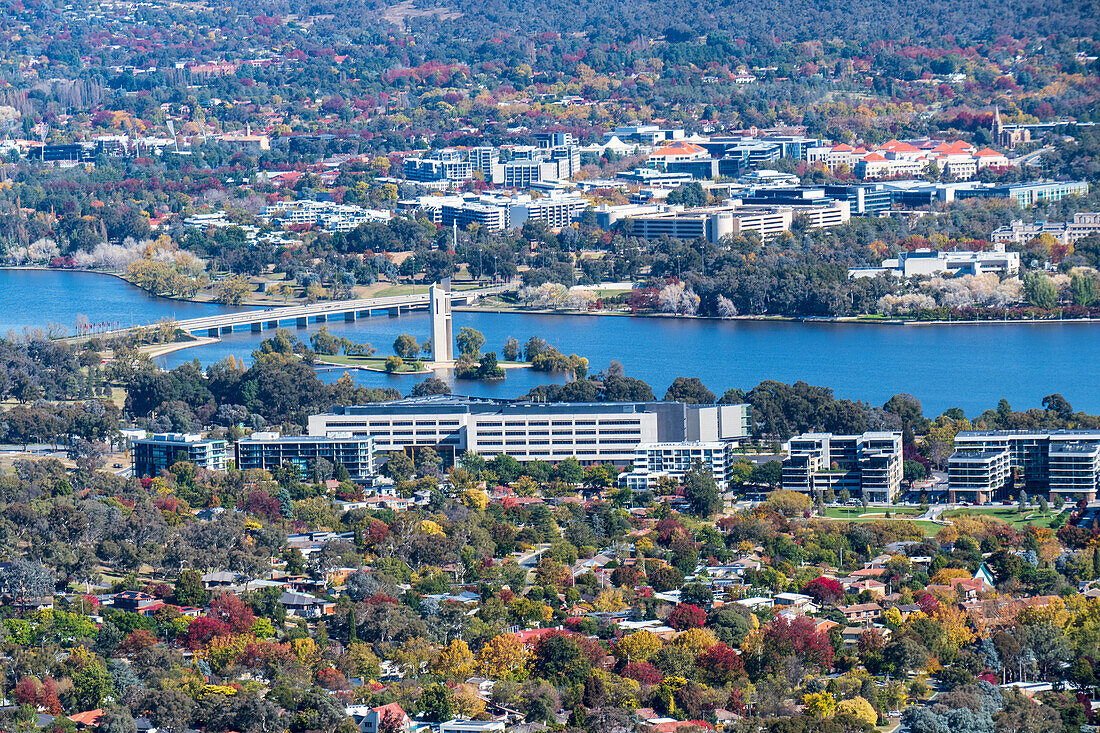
[234,433,376,481]
[781,432,903,503]
[308,396,750,466]
[620,441,738,491]
[950,430,1100,501]
[948,449,1012,503]
[132,433,227,477]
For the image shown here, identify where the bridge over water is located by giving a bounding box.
[97,286,506,339]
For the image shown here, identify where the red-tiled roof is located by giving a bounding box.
[651,142,707,156]
[69,709,104,726]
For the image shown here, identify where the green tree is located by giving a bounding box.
[382,451,415,481]
[419,683,454,722]
[456,327,485,359]
[1024,272,1058,309]
[393,334,420,359]
[752,460,783,488]
[903,459,926,486]
[663,377,715,404]
[683,461,721,517]
[172,569,208,607]
[1071,273,1097,307]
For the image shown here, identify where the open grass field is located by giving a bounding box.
[942,505,1062,530]
[818,507,941,537]
[315,354,428,373]
[823,506,924,519]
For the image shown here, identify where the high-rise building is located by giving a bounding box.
[781,432,903,503]
[235,433,376,481]
[950,430,1100,501]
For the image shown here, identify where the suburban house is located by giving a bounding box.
[839,602,882,625]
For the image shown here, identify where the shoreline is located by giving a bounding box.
[6,267,1100,329]
[457,304,1100,326]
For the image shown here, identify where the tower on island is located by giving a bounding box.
[429,279,453,364]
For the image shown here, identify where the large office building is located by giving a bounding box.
[781,432,903,503]
[949,430,1100,501]
[625,201,849,243]
[849,246,1021,279]
[132,433,227,477]
[308,396,751,466]
[235,432,375,481]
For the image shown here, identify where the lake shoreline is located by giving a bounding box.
[457,304,1100,326]
[6,267,1097,328]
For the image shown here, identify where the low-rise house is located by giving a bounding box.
[112,591,164,616]
[279,590,336,618]
[346,703,412,733]
[850,579,887,598]
[774,592,820,613]
[839,602,881,625]
[439,720,506,733]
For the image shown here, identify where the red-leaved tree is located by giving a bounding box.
[697,642,746,684]
[802,576,844,605]
[668,603,707,630]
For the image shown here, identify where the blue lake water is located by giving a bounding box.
[2,268,1097,417]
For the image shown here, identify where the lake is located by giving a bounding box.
[2,268,1096,417]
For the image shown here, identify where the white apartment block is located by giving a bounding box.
[401,192,589,231]
[620,441,737,491]
[263,200,390,232]
[403,149,473,184]
[781,432,903,503]
[307,396,751,466]
[952,430,1100,501]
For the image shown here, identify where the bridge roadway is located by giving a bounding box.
[104,285,506,338]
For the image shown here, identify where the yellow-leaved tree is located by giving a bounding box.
[476,633,529,679]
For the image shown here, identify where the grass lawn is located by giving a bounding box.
[372,283,484,297]
[823,506,923,519]
[942,506,1061,529]
[315,354,428,373]
[818,508,941,537]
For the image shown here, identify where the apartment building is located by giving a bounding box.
[235,432,376,481]
[948,449,1012,504]
[307,396,751,466]
[951,430,1100,501]
[781,432,903,503]
[402,149,473,185]
[620,441,738,491]
[132,433,227,477]
[466,146,499,173]
[263,200,390,232]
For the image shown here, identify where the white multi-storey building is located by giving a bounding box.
[620,441,738,491]
[781,432,903,503]
[308,396,751,466]
[951,430,1100,501]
